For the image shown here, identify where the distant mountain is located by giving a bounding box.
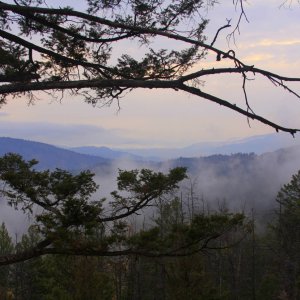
[120,133,299,159]
[0,137,111,171]
[188,133,299,156]
[70,146,142,161]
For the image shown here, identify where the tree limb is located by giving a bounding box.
[0,1,242,65]
[180,67,300,83]
[178,84,300,136]
[13,8,137,44]
[0,77,298,134]
[0,29,113,75]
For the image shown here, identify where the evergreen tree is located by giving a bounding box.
[0,222,13,299]
[273,170,300,299]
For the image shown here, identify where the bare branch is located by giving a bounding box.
[210,20,231,46]
[227,0,250,42]
[178,83,300,136]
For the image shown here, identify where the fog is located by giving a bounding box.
[1,145,300,235]
[158,146,300,226]
[89,145,300,228]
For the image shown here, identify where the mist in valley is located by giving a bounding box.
[1,144,300,235]
[90,145,300,228]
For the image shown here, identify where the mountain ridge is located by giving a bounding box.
[70,145,143,161]
[1,134,299,170]
[68,133,299,160]
[0,137,111,171]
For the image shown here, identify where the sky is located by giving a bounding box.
[1,0,300,148]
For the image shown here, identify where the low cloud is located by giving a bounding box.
[243,39,300,49]
[242,53,275,63]
[0,120,137,147]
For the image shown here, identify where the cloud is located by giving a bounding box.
[0,112,9,117]
[246,39,300,49]
[0,121,137,147]
[241,53,275,63]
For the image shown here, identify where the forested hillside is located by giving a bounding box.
[166,146,300,212]
[0,137,111,170]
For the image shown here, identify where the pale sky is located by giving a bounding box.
[1,0,300,148]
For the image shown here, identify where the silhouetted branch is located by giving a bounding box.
[0,1,299,134]
[178,84,300,136]
[210,21,231,46]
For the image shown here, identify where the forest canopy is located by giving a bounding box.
[0,0,300,135]
[0,153,248,265]
[0,154,300,299]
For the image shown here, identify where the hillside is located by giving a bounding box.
[71,146,142,160]
[0,137,111,171]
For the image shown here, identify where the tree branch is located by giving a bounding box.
[210,21,231,46]
[180,67,300,83]
[178,83,300,136]
[0,1,299,134]
[0,77,298,134]
[0,78,179,94]
[0,234,230,266]
[0,238,52,266]
[14,8,137,44]
[0,1,242,65]
[0,73,40,82]
[0,29,113,75]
